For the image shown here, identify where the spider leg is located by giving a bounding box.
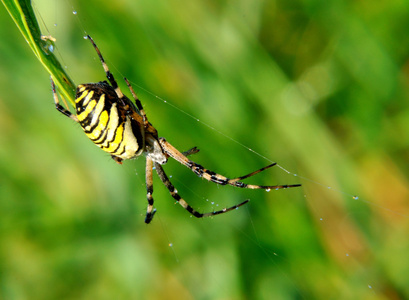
[182,146,200,157]
[51,77,78,122]
[123,78,148,155]
[86,35,121,95]
[86,36,135,113]
[124,78,148,129]
[145,156,156,224]
[159,138,301,190]
[154,162,249,219]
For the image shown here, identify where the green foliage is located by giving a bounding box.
[1,0,409,299]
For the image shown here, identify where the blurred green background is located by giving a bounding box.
[1,0,409,299]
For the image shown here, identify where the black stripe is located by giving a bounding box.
[91,113,110,144]
[130,119,144,148]
[110,124,126,155]
[171,192,181,201]
[79,102,101,130]
[87,109,109,135]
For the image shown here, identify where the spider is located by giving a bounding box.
[51,35,301,224]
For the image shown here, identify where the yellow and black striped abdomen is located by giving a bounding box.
[75,82,144,160]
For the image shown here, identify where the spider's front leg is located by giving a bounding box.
[159,137,301,190]
[145,156,156,224]
[154,162,249,220]
[143,146,200,224]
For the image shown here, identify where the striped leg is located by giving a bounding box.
[86,35,120,94]
[86,36,146,122]
[124,78,148,129]
[144,146,201,223]
[154,162,249,219]
[51,77,79,122]
[145,156,156,224]
[159,137,301,190]
[182,146,200,157]
[145,147,200,224]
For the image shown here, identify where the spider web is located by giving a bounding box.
[18,1,409,299]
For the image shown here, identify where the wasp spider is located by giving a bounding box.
[51,35,301,224]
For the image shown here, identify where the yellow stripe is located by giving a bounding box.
[112,142,126,156]
[75,89,88,104]
[120,117,139,157]
[92,110,109,143]
[89,94,105,128]
[103,123,124,154]
[77,99,97,122]
[82,90,94,107]
[101,103,119,148]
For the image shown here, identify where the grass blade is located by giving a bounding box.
[1,0,76,106]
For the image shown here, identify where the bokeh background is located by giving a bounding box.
[1,0,409,299]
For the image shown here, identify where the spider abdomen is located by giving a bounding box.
[75,83,144,160]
